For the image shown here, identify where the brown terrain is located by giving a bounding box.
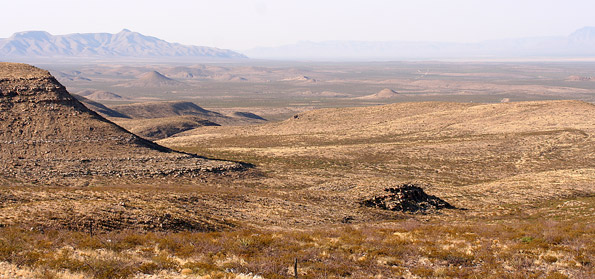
[75,89,128,101]
[102,101,267,139]
[0,63,242,181]
[356,88,399,99]
[117,71,186,88]
[116,115,220,140]
[71,95,131,118]
[162,99,595,213]
[0,62,593,278]
[108,101,227,121]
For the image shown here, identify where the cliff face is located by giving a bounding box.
[0,63,240,180]
[0,63,151,154]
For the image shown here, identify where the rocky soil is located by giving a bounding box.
[0,63,243,181]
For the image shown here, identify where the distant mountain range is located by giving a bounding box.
[0,29,246,60]
[3,27,595,62]
[245,27,595,61]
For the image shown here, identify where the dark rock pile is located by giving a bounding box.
[362,183,455,213]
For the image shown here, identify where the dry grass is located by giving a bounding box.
[0,210,593,278]
[2,100,594,278]
[161,101,595,212]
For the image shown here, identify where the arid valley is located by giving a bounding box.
[0,59,593,279]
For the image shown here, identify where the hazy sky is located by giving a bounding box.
[2,0,594,50]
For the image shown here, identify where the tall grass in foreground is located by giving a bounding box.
[0,219,592,278]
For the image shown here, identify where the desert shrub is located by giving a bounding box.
[70,233,104,250]
[545,271,569,279]
[96,231,152,252]
[36,268,59,279]
[336,227,366,254]
[13,250,46,267]
[510,254,536,270]
[0,227,33,262]
[433,266,474,278]
[411,266,434,277]
[542,254,558,263]
[182,260,219,274]
[0,239,19,262]
[83,257,135,279]
[308,255,354,278]
[156,233,186,254]
[423,246,474,267]
[150,251,179,271]
[574,253,590,266]
[137,261,161,274]
[44,249,86,272]
[233,233,275,257]
[521,236,534,243]
[0,216,592,278]
[121,231,154,248]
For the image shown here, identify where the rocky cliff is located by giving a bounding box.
[0,63,241,180]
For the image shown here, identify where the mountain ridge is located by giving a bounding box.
[0,29,247,60]
[245,27,595,61]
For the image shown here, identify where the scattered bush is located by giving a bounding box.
[0,217,591,278]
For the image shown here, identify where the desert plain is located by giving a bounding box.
[0,61,594,278]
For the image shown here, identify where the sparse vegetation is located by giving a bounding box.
[0,215,592,278]
[2,62,595,278]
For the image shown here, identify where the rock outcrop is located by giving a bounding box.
[362,184,455,213]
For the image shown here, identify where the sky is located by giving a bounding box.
[2,0,595,51]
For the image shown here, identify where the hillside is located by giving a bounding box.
[357,88,399,99]
[173,100,594,138]
[76,89,127,101]
[0,63,241,180]
[118,71,185,88]
[110,101,221,119]
[109,101,266,126]
[0,29,246,60]
[229,111,267,121]
[115,115,220,140]
[163,100,595,207]
[72,94,130,118]
[1,86,593,277]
